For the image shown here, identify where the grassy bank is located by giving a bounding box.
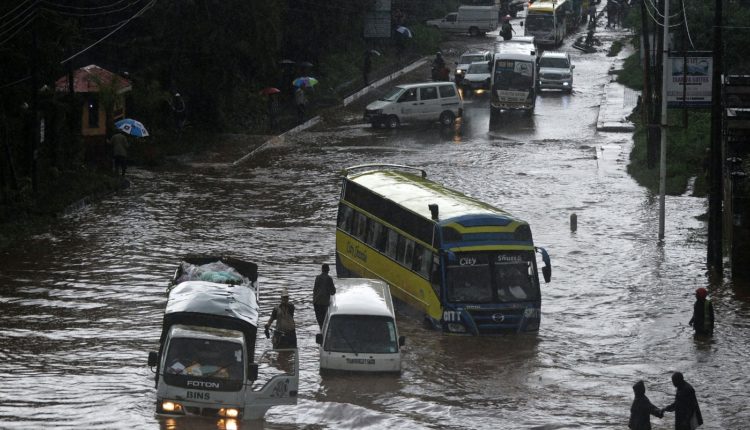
[616,52,709,197]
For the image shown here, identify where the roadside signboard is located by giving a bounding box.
[364,0,391,38]
[667,53,712,108]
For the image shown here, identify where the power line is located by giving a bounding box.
[680,0,694,49]
[0,0,37,31]
[0,0,35,20]
[41,0,145,17]
[59,0,157,64]
[0,8,37,46]
[41,0,130,11]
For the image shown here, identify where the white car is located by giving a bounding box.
[537,51,574,93]
[364,82,464,128]
[461,61,492,95]
[454,50,492,85]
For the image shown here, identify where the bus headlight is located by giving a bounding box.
[220,408,240,418]
[161,400,184,414]
[447,323,467,333]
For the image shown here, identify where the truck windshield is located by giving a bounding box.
[324,315,398,354]
[446,252,540,303]
[164,338,244,382]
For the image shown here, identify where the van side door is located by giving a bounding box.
[397,87,419,121]
[418,86,440,121]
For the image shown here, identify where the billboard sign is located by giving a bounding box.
[667,54,712,108]
[364,0,392,38]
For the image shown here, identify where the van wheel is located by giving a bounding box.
[439,111,455,126]
[386,115,400,129]
[469,27,479,37]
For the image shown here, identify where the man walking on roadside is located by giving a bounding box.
[312,263,336,329]
[109,130,129,176]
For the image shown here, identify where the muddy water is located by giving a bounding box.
[2,33,749,430]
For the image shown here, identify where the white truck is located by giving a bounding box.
[426,5,499,37]
[147,256,298,421]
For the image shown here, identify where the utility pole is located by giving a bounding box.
[658,0,671,240]
[708,0,723,272]
[640,0,656,169]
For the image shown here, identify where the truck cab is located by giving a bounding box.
[148,256,298,422]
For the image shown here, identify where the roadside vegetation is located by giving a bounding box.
[615,1,750,196]
[0,1,456,247]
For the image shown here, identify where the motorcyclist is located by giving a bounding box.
[432,52,446,80]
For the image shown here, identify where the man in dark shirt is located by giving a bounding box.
[689,287,714,336]
[312,264,336,329]
[663,372,703,430]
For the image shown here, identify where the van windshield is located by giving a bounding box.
[164,338,244,384]
[324,315,398,354]
[380,87,405,102]
[460,54,486,65]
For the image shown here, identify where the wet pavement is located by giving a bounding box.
[1,6,749,430]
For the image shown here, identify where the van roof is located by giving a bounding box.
[328,278,394,318]
[397,82,456,89]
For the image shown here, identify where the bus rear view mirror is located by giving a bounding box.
[315,333,322,344]
[399,336,406,347]
[542,265,551,283]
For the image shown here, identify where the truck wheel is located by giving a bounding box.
[469,27,479,37]
[386,115,400,129]
[439,111,455,126]
[490,106,499,122]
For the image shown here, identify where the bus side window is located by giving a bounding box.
[395,235,406,264]
[338,205,353,233]
[375,223,388,252]
[419,248,432,278]
[412,243,424,272]
[385,229,398,259]
[403,239,415,267]
[366,220,383,249]
[354,212,368,241]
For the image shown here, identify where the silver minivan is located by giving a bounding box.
[364,82,463,128]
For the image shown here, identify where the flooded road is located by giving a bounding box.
[2,22,750,430]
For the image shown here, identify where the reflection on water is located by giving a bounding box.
[1,53,749,430]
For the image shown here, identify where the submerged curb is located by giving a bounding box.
[231,57,429,166]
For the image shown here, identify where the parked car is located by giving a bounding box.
[462,61,492,95]
[455,49,492,84]
[537,51,574,93]
[364,82,463,128]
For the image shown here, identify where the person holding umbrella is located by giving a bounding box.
[294,85,307,123]
[109,129,129,176]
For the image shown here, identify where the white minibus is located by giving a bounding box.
[315,278,405,373]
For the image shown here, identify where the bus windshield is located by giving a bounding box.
[526,14,554,31]
[324,315,398,354]
[446,252,540,303]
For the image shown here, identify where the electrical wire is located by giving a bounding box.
[0,8,36,46]
[59,0,157,64]
[680,0,695,49]
[41,0,130,11]
[0,0,37,31]
[0,0,35,20]
[41,0,144,17]
[642,0,683,29]
[644,0,683,20]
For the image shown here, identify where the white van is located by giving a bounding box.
[315,278,405,373]
[364,82,463,128]
[426,5,499,36]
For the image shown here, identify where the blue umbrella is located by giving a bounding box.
[292,76,318,88]
[115,118,149,138]
[395,26,413,38]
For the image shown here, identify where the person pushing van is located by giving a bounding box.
[313,264,336,329]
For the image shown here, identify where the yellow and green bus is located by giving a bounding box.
[335,165,551,335]
[525,0,588,46]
